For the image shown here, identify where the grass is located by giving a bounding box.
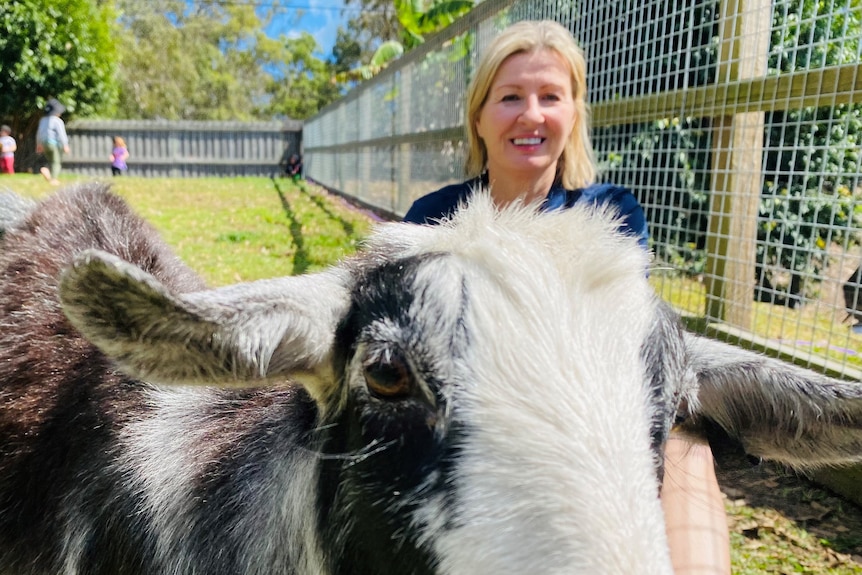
[651,269,862,373]
[1,173,373,286]
[727,503,862,575]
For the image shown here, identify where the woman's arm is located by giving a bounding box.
[661,431,731,575]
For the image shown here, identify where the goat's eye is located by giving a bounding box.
[363,354,412,399]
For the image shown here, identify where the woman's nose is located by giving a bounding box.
[519,95,544,124]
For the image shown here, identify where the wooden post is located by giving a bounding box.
[704,0,771,327]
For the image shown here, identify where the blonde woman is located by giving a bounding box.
[405,20,730,575]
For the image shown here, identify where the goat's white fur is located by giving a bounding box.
[401,196,671,573]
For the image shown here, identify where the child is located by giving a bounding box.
[0,125,16,175]
[286,153,302,182]
[110,136,129,176]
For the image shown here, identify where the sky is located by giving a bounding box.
[263,1,351,56]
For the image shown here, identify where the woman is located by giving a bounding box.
[404,20,730,574]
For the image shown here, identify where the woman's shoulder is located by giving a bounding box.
[577,182,635,202]
[402,179,478,224]
[569,182,648,247]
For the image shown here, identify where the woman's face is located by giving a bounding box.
[476,49,576,186]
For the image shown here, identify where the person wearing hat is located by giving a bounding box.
[36,98,70,185]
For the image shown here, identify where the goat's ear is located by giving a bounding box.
[686,333,862,468]
[60,249,351,392]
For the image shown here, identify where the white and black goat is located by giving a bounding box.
[1,184,861,575]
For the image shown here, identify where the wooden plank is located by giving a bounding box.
[591,65,862,127]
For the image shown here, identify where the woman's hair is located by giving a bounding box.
[464,20,595,189]
[114,136,126,148]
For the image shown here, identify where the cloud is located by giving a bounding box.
[272,1,347,55]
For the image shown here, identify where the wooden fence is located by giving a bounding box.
[63,119,302,178]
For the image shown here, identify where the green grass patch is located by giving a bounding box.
[3,174,373,286]
[651,269,862,371]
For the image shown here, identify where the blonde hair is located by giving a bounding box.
[465,20,595,189]
[113,136,126,148]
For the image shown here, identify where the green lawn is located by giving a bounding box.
[1,173,373,286]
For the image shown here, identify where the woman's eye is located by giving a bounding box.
[501,94,520,102]
[542,93,561,102]
[363,354,413,399]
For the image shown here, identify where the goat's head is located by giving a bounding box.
[60,193,675,572]
[56,189,862,574]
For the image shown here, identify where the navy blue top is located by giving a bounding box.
[403,176,649,249]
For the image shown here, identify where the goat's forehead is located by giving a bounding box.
[347,253,468,346]
[345,244,642,387]
[351,220,670,572]
[355,211,648,332]
[345,204,657,397]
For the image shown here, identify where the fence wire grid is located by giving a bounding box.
[304,0,862,378]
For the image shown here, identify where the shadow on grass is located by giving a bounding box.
[295,180,356,237]
[270,177,309,275]
[708,422,862,562]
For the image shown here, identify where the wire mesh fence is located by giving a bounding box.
[303,0,862,379]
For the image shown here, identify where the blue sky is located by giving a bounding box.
[264,1,351,56]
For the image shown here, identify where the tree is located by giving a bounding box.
[340,0,403,64]
[331,28,365,78]
[394,0,473,50]
[0,0,117,168]
[333,0,473,88]
[333,41,404,84]
[111,0,343,121]
[112,0,280,120]
[264,33,343,120]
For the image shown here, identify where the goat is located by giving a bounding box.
[1,183,861,574]
[0,190,35,239]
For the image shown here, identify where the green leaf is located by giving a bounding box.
[370,41,404,67]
